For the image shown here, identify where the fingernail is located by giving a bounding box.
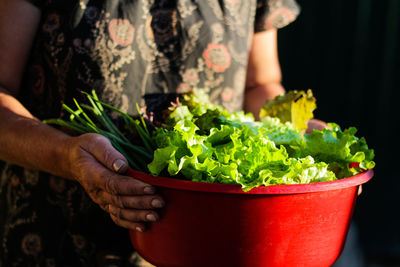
[146,213,158,222]
[135,227,143,232]
[144,186,155,194]
[151,198,164,208]
[113,159,126,173]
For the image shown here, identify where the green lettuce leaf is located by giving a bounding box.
[147,89,374,191]
[259,89,316,131]
[291,123,375,178]
[148,110,339,191]
[259,116,302,146]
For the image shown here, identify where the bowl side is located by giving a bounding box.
[130,185,359,267]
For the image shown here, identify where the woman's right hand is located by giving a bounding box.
[0,0,165,233]
[66,133,165,232]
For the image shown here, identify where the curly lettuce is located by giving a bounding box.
[147,90,375,191]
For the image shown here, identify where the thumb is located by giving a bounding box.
[82,133,129,174]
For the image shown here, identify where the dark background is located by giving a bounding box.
[278,0,400,265]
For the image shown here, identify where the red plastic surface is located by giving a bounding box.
[128,169,373,267]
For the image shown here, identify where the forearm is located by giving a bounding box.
[244,82,285,120]
[0,87,74,179]
[244,29,285,120]
[0,88,167,230]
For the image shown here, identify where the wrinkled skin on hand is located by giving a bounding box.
[66,133,164,232]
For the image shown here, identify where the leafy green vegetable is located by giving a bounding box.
[45,89,375,192]
[259,89,316,131]
[147,90,374,191]
[259,117,302,146]
[147,96,336,191]
[290,123,376,178]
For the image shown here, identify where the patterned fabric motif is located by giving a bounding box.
[0,0,299,266]
[255,0,300,32]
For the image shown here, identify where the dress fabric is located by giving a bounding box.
[0,0,299,266]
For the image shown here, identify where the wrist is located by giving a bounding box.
[52,132,77,180]
[244,83,285,120]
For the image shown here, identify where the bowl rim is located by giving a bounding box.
[127,169,374,195]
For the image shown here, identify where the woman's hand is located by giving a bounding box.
[0,0,164,233]
[306,119,330,134]
[66,133,164,232]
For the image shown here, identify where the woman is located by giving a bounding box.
[0,0,300,266]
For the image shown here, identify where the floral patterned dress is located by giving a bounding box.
[0,0,299,266]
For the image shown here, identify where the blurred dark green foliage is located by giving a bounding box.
[278,0,400,262]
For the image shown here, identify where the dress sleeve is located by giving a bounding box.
[254,0,300,32]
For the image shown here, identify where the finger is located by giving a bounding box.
[80,133,129,174]
[101,172,156,196]
[77,156,156,196]
[100,192,165,210]
[108,205,160,223]
[358,185,363,196]
[110,213,147,232]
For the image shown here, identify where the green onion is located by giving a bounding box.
[43,90,154,172]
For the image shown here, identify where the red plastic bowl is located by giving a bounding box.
[128,169,373,267]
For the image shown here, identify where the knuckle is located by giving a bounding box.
[100,204,109,212]
[77,133,103,154]
[136,198,149,209]
[87,188,104,206]
[130,210,147,222]
[87,135,115,168]
[120,196,154,210]
[100,147,114,170]
[91,196,104,207]
[104,175,118,195]
[86,133,106,147]
[140,196,157,209]
[115,177,142,196]
[85,134,113,158]
[110,213,121,225]
[109,205,122,219]
[126,196,145,209]
[127,184,143,196]
[121,209,149,222]
[128,179,150,195]
[115,207,122,219]
[112,195,125,208]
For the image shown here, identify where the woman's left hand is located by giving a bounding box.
[306,119,330,134]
